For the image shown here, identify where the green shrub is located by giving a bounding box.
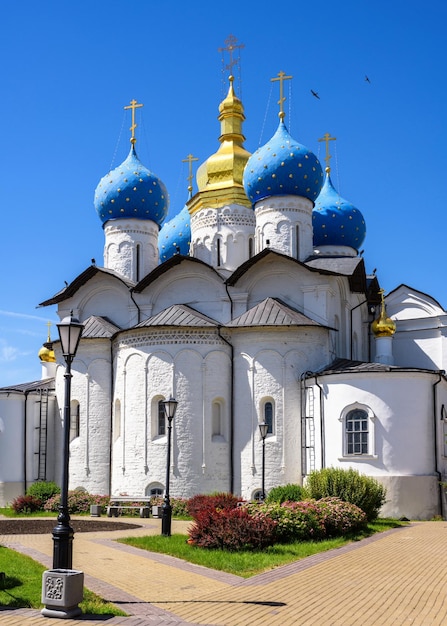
[26,481,60,508]
[305,468,386,521]
[313,497,367,535]
[265,483,307,504]
[44,490,110,514]
[259,500,326,542]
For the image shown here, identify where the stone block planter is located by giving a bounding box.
[90,504,102,517]
[152,505,162,518]
[41,569,84,619]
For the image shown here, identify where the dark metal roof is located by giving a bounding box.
[132,255,222,293]
[135,304,218,328]
[227,297,326,328]
[81,316,121,338]
[304,256,366,293]
[0,378,55,394]
[38,265,135,307]
[310,358,442,377]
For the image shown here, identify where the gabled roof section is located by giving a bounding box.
[135,304,218,328]
[227,297,327,328]
[226,249,366,293]
[81,315,121,338]
[226,249,291,285]
[0,378,55,394]
[133,255,223,293]
[386,284,446,313]
[304,256,366,293]
[38,265,135,307]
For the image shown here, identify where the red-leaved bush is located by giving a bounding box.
[186,492,242,519]
[188,505,277,550]
[11,494,42,514]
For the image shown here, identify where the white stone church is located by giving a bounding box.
[1,72,446,520]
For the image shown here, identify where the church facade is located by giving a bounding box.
[1,72,446,520]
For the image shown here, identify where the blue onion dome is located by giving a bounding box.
[243,121,324,203]
[313,168,366,250]
[158,205,191,262]
[94,146,169,226]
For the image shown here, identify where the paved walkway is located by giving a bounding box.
[0,517,447,625]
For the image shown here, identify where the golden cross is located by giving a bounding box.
[219,34,244,74]
[124,99,144,145]
[46,320,52,342]
[318,132,337,171]
[271,71,293,120]
[182,153,198,198]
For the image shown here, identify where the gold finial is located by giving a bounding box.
[271,70,293,120]
[182,154,198,198]
[219,34,244,76]
[46,320,52,342]
[318,133,336,172]
[124,99,144,145]
[372,289,396,338]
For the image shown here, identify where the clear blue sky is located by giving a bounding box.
[0,0,445,386]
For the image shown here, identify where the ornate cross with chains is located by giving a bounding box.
[124,99,144,145]
[271,71,293,120]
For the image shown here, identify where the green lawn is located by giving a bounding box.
[0,545,126,615]
[119,518,404,578]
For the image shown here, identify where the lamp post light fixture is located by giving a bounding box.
[161,396,178,536]
[259,422,269,501]
[52,313,83,569]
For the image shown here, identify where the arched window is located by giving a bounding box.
[216,237,221,267]
[136,244,141,282]
[158,400,166,436]
[114,399,121,442]
[212,399,225,440]
[252,489,263,502]
[70,400,80,442]
[248,237,254,259]
[345,408,369,455]
[261,399,274,435]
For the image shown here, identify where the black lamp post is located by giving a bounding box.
[52,313,83,569]
[161,396,178,536]
[259,422,269,501]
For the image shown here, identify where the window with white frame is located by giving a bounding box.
[340,404,377,458]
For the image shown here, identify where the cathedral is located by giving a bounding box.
[1,64,446,520]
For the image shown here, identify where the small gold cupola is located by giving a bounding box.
[38,322,56,363]
[372,289,396,337]
[189,76,252,214]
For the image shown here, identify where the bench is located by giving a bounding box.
[106,497,152,518]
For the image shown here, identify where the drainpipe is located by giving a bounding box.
[314,374,325,469]
[24,389,30,494]
[223,282,235,494]
[433,371,445,519]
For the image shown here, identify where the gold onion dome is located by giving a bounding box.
[191,76,251,212]
[372,291,396,337]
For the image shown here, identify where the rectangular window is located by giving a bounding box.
[158,401,166,436]
[346,410,368,454]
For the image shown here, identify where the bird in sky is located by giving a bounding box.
[365,75,371,83]
[311,89,320,99]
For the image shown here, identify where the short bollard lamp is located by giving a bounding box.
[259,422,269,501]
[52,313,83,569]
[161,396,178,536]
